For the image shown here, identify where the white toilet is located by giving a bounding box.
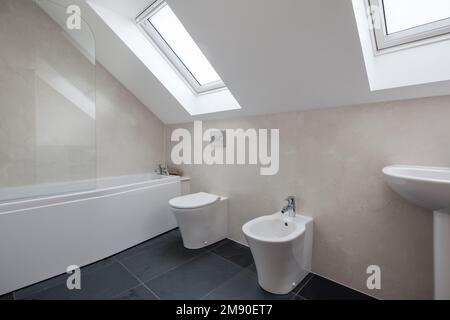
[169,192,228,249]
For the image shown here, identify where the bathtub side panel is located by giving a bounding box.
[0,180,180,295]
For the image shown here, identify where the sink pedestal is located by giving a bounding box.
[382,165,450,300]
[434,210,450,300]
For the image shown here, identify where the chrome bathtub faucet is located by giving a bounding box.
[281,196,296,217]
[156,164,169,175]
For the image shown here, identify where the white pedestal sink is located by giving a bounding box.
[383,165,450,300]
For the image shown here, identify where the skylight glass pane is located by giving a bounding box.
[149,4,222,86]
[383,0,450,34]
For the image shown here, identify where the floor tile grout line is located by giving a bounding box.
[113,257,162,300]
[205,238,256,271]
[113,258,161,300]
[198,266,249,300]
[204,239,232,253]
[208,250,253,271]
[197,252,253,300]
[292,295,309,301]
[143,250,211,285]
[109,284,143,300]
[294,274,315,297]
[90,259,139,298]
[139,282,161,300]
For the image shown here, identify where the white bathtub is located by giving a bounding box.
[0,174,180,295]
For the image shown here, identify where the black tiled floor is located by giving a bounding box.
[146,253,241,300]
[2,228,375,300]
[203,269,294,300]
[112,285,158,300]
[293,273,315,294]
[14,271,69,300]
[117,231,205,283]
[24,262,139,300]
[247,263,257,273]
[114,231,179,261]
[0,293,13,300]
[205,238,230,251]
[14,258,114,300]
[211,240,254,268]
[14,257,117,300]
[297,275,375,300]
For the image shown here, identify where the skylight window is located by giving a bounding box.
[369,0,450,50]
[383,0,450,34]
[137,0,225,94]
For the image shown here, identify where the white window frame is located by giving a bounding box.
[368,0,450,51]
[136,0,225,94]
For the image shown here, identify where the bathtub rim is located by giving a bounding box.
[0,174,180,215]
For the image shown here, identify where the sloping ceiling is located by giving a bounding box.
[58,0,450,123]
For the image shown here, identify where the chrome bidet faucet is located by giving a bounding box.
[281,196,296,217]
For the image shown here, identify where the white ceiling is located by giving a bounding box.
[71,0,450,123]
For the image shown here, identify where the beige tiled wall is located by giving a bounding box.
[96,63,165,177]
[0,0,164,190]
[166,95,450,299]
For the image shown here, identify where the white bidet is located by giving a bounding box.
[242,212,313,294]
